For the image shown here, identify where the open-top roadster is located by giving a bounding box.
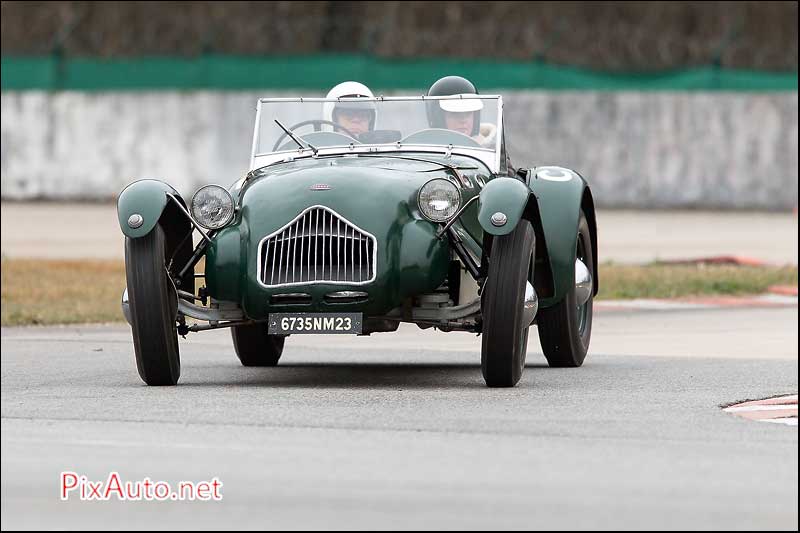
[118,94,597,387]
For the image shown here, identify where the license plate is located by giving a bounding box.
[268,313,362,335]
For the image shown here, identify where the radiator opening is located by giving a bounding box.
[259,206,376,287]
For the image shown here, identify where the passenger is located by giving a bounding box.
[425,76,497,147]
[323,81,377,139]
[426,75,514,174]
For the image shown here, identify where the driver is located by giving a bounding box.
[323,81,377,139]
[425,76,497,147]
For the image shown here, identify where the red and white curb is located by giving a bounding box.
[595,294,797,313]
[768,284,799,297]
[723,395,798,426]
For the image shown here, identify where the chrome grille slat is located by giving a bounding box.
[345,223,356,279]
[291,218,297,283]
[321,210,326,280]
[337,219,341,281]
[314,207,319,279]
[306,211,311,281]
[288,224,295,283]
[328,211,333,280]
[275,230,283,285]
[259,206,376,287]
[285,227,291,284]
[299,212,305,281]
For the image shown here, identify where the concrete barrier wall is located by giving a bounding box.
[1,91,797,209]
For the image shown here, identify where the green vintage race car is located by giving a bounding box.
[118,95,597,387]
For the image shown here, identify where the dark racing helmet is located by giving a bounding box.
[426,76,482,136]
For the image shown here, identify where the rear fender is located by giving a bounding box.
[524,167,598,307]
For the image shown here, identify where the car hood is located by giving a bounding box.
[239,158,457,234]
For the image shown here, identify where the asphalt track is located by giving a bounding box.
[1,305,797,530]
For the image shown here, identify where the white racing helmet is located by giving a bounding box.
[322,81,377,132]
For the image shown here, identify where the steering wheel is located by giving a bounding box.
[272,119,357,152]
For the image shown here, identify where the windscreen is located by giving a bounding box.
[255,96,500,157]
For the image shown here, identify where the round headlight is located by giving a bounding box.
[418,178,461,222]
[190,185,235,230]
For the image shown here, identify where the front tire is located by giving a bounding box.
[231,324,285,367]
[481,219,535,387]
[537,210,594,367]
[125,225,181,386]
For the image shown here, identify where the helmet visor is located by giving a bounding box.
[439,98,484,113]
[334,99,377,112]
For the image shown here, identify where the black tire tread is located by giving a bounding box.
[481,219,535,387]
[125,225,181,385]
[231,324,285,367]
[537,211,594,368]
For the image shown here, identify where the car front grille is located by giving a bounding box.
[258,206,376,287]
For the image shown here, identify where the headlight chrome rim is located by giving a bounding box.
[190,185,235,230]
[417,178,462,223]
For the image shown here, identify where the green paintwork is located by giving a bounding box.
[474,169,594,307]
[477,177,530,236]
[525,167,593,308]
[119,156,596,320]
[204,156,480,319]
[202,155,597,317]
[116,179,182,238]
[117,151,594,320]
[204,224,244,303]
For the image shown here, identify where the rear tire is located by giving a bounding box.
[480,219,535,387]
[537,210,594,367]
[125,225,181,386]
[232,324,285,367]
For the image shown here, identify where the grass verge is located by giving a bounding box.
[598,261,797,300]
[1,258,797,326]
[2,258,127,326]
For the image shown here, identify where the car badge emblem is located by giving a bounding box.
[310,184,331,191]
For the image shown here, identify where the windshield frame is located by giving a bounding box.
[249,95,504,173]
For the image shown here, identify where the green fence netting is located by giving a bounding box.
[2,54,797,91]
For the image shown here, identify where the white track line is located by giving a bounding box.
[596,295,797,312]
[596,300,713,310]
[756,294,799,305]
[724,405,799,413]
[759,418,798,426]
